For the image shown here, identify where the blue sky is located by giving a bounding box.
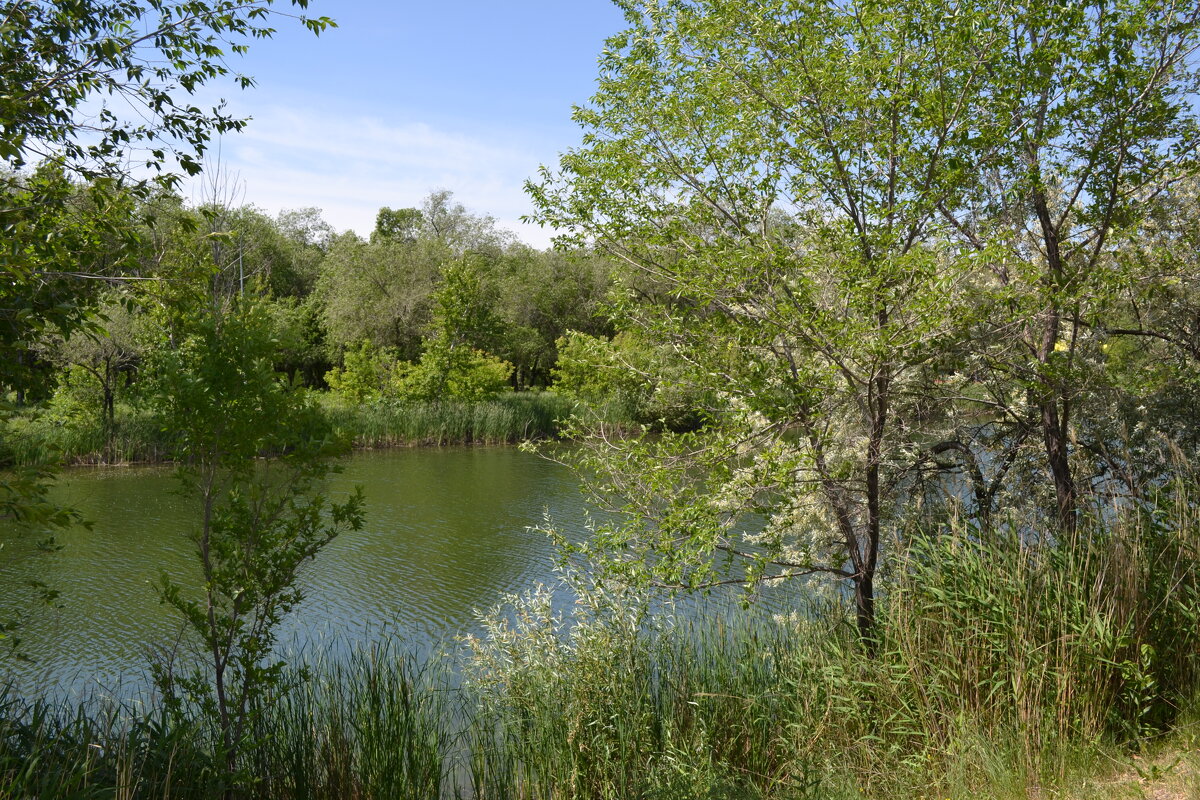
[196,1,629,246]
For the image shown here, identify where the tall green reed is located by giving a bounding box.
[4,405,178,466]
[324,392,573,447]
[3,392,576,466]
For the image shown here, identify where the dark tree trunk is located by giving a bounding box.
[855,571,876,650]
[1040,399,1077,536]
[102,384,115,465]
[1030,182,1079,536]
[857,364,889,652]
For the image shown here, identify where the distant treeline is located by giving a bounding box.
[0,180,677,461]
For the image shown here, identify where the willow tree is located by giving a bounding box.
[531,0,998,640]
[530,0,1200,639]
[150,297,363,795]
[934,0,1200,534]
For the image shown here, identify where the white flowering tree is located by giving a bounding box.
[530,0,1200,641]
[532,0,992,642]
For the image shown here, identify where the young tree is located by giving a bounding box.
[531,0,997,640]
[150,298,363,796]
[47,292,143,464]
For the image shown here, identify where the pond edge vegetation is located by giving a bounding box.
[3,486,1199,799]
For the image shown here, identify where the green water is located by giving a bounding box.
[0,447,589,697]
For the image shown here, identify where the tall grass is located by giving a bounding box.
[460,491,1200,799]
[322,392,574,448]
[255,644,456,800]
[3,405,178,466]
[1,644,457,800]
[3,489,1199,799]
[1,392,578,466]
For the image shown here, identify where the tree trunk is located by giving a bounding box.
[1030,183,1078,536]
[855,570,876,649]
[102,383,115,466]
[1040,399,1077,536]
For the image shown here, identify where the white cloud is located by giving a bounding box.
[187,105,561,248]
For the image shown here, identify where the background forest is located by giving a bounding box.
[3,183,622,463]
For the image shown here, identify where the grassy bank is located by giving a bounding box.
[2,404,178,466]
[4,496,1199,799]
[1,392,580,465]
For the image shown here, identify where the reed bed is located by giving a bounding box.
[3,406,178,466]
[322,392,574,447]
[1,393,579,466]
[3,491,1199,799]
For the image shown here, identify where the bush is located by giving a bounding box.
[553,330,709,432]
[326,339,514,404]
[391,344,512,402]
[324,340,396,403]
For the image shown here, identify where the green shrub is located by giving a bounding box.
[391,344,512,402]
[553,329,710,432]
[324,340,397,403]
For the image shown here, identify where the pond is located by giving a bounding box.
[0,447,592,698]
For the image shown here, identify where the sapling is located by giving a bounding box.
[149,299,363,797]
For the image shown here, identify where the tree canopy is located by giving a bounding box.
[2,0,335,380]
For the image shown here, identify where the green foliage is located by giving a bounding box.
[323,340,396,403]
[527,0,1200,639]
[263,295,330,386]
[430,257,503,350]
[0,168,136,398]
[372,206,422,243]
[2,0,336,388]
[0,0,334,184]
[552,331,644,407]
[494,247,612,388]
[317,190,611,386]
[324,338,514,405]
[41,291,144,463]
[325,255,520,404]
[316,191,516,362]
[147,299,364,794]
[387,257,515,402]
[390,345,513,403]
[553,329,708,431]
[316,232,447,360]
[4,401,176,465]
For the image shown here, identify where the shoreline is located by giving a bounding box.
[5,391,581,469]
